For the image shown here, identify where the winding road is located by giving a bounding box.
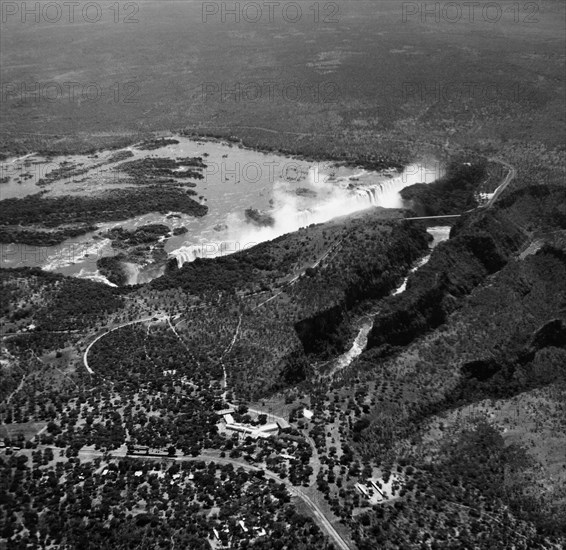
[251,238,344,310]
[83,315,168,374]
[485,158,516,209]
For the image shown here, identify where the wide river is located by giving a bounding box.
[0,136,443,285]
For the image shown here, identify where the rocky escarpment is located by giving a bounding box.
[97,224,172,286]
[97,255,129,286]
[294,222,431,357]
[366,211,525,352]
[294,304,347,356]
[367,185,566,354]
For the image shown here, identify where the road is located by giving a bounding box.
[485,157,516,209]
[2,329,81,338]
[251,238,343,310]
[221,315,243,398]
[78,447,351,550]
[83,315,167,374]
[4,374,27,405]
[166,316,190,353]
[232,405,322,488]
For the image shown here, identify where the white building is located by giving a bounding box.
[303,409,314,420]
[355,483,369,498]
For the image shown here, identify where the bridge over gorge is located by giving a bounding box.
[403,214,462,221]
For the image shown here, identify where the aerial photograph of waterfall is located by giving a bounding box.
[1,2,565,549]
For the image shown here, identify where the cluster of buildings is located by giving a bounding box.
[127,445,174,456]
[211,523,267,547]
[355,480,385,501]
[216,408,289,440]
[355,473,405,504]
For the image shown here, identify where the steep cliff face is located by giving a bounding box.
[294,304,346,355]
[367,185,566,354]
[530,318,566,351]
[97,255,129,286]
[367,217,524,350]
[292,223,430,357]
[366,208,531,352]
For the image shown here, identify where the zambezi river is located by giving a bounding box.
[0,136,443,285]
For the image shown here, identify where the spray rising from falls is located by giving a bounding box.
[351,179,407,208]
[172,162,441,267]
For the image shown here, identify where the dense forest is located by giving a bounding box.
[96,256,129,286]
[0,456,334,550]
[0,224,98,246]
[0,188,207,229]
[115,156,206,183]
[103,224,171,248]
[1,268,124,335]
[400,156,488,216]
